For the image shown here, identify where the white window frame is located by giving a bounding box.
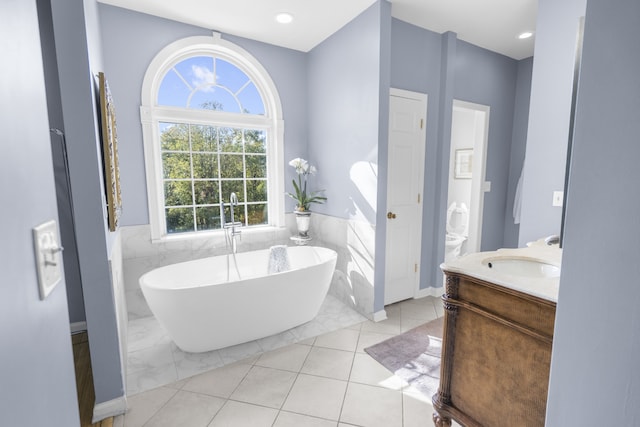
[141,33,284,241]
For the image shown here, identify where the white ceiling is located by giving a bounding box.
[98,0,537,60]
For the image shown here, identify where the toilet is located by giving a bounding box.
[445,202,469,262]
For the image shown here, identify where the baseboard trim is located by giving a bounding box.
[372,309,387,322]
[70,321,87,334]
[92,396,127,423]
[415,286,445,299]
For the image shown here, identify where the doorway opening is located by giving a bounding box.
[445,100,490,262]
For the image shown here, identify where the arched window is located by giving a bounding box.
[141,33,284,240]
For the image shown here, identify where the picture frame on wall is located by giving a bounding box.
[98,71,122,232]
[454,148,473,179]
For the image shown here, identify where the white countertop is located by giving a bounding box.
[440,239,562,302]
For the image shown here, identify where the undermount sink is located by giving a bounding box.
[482,257,561,278]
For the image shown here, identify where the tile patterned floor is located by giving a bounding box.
[127,294,367,395]
[115,296,461,427]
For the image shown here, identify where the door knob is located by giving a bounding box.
[387,211,396,219]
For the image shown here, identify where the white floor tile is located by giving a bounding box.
[127,316,168,353]
[273,411,338,427]
[122,386,177,427]
[340,382,403,427]
[256,330,298,352]
[172,347,226,380]
[356,331,395,353]
[403,386,436,427]
[218,340,263,364]
[349,353,407,390]
[314,328,360,352]
[143,390,225,427]
[181,362,252,398]
[230,365,297,408]
[126,362,178,395]
[255,344,311,372]
[282,374,348,421]
[360,317,402,335]
[127,341,174,374]
[300,347,354,381]
[207,400,278,427]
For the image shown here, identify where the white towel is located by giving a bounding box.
[268,245,291,274]
[513,162,524,224]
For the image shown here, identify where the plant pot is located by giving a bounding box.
[294,211,311,237]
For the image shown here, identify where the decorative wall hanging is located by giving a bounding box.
[98,71,122,231]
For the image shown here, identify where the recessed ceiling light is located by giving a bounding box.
[275,13,293,24]
[518,31,534,39]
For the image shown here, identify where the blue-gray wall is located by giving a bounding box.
[98,4,308,225]
[0,0,80,424]
[37,0,86,325]
[307,1,391,312]
[307,1,388,224]
[390,19,532,289]
[546,0,640,424]
[49,0,124,405]
[518,0,586,246]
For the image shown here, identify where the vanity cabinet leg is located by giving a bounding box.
[433,411,452,427]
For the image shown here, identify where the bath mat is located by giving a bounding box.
[364,316,444,399]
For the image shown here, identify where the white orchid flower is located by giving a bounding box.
[286,157,327,211]
[289,158,309,175]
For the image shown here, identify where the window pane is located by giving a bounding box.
[245,155,266,178]
[246,179,267,202]
[164,181,193,206]
[215,58,249,94]
[220,180,244,202]
[196,206,221,230]
[166,207,194,234]
[158,71,190,107]
[191,125,217,152]
[237,82,265,115]
[221,204,244,225]
[219,128,243,153]
[219,154,243,178]
[162,153,191,179]
[190,88,240,112]
[194,180,218,205]
[160,122,189,151]
[192,153,218,178]
[245,129,266,154]
[247,204,268,225]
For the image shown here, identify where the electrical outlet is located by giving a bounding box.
[552,191,564,207]
[33,220,63,300]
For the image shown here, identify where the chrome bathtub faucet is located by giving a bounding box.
[222,192,242,253]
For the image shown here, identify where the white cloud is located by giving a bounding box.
[191,65,216,91]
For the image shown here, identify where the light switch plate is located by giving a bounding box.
[33,220,63,300]
[552,191,564,207]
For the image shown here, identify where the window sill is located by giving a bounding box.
[150,224,288,244]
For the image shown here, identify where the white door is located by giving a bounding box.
[384,89,427,305]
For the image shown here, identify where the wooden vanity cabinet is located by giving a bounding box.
[432,271,556,427]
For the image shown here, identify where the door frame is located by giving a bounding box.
[450,99,490,254]
[384,88,427,304]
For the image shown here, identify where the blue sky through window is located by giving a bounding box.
[157,56,265,115]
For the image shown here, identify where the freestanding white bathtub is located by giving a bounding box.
[139,245,337,353]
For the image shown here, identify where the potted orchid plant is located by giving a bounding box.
[286,158,326,237]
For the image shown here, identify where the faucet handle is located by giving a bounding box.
[544,235,560,245]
